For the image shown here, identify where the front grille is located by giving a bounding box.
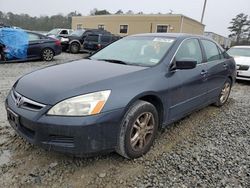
[11,89,46,111]
[237,64,249,71]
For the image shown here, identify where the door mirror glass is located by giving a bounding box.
[175,58,197,70]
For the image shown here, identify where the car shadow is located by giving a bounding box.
[236,80,250,86]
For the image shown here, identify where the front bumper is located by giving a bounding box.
[236,69,250,81]
[5,92,124,156]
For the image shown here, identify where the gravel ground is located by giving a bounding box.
[0,53,249,187]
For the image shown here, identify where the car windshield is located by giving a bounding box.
[90,36,176,66]
[227,47,250,57]
[47,29,60,35]
[70,30,85,37]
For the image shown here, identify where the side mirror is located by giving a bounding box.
[174,58,197,70]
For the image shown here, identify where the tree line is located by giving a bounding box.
[0,9,249,45]
[0,9,144,31]
[0,11,82,31]
[228,13,250,45]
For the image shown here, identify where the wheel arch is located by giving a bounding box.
[228,75,233,84]
[41,47,55,54]
[69,40,81,46]
[124,92,165,129]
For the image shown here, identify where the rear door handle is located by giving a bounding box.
[200,70,208,76]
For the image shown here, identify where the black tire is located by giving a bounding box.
[70,42,80,54]
[116,100,159,159]
[215,78,232,107]
[41,48,54,61]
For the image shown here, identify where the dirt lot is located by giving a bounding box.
[0,53,249,188]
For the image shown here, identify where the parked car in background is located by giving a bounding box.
[5,33,236,159]
[0,43,6,61]
[83,34,121,51]
[227,46,250,81]
[0,29,62,62]
[46,28,74,39]
[26,31,62,61]
[60,29,112,53]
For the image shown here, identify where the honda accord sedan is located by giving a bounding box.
[5,33,236,159]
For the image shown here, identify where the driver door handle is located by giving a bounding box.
[200,70,208,76]
[223,63,228,69]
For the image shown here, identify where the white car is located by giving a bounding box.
[46,28,74,38]
[227,46,250,81]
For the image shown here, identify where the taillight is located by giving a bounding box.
[55,40,61,46]
[97,44,101,49]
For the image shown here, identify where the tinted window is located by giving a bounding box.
[201,40,221,61]
[175,39,203,64]
[86,35,98,42]
[28,33,40,41]
[101,36,111,43]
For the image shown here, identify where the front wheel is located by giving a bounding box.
[215,78,232,107]
[41,48,54,61]
[116,100,159,159]
[69,43,80,54]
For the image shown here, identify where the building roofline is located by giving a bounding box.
[72,14,205,26]
[204,31,229,39]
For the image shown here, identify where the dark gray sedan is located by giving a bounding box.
[5,33,236,158]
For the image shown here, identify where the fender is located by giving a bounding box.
[122,91,167,127]
[69,40,82,46]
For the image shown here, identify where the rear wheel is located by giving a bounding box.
[41,48,54,61]
[215,78,232,107]
[116,100,159,159]
[70,42,80,54]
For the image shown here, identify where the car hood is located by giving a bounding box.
[68,35,81,41]
[15,59,147,105]
[233,56,250,66]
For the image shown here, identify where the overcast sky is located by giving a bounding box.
[0,0,249,36]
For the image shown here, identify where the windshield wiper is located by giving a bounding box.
[97,59,129,65]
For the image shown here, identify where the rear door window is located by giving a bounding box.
[101,36,111,43]
[175,39,203,64]
[28,33,41,41]
[86,35,99,42]
[201,40,221,62]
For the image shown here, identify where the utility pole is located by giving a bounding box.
[201,0,207,23]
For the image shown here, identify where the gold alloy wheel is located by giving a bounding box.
[220,82,231,104]
[130,112,155,151]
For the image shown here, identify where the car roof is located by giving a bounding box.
[231,46,250,49]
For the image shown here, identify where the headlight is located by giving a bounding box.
[47,90,111,116]
[60,37,69,42]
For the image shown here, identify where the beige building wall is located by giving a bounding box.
[72,14,204,36]
[181,17,205,35]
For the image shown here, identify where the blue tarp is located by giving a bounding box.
[0,28,28,60]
